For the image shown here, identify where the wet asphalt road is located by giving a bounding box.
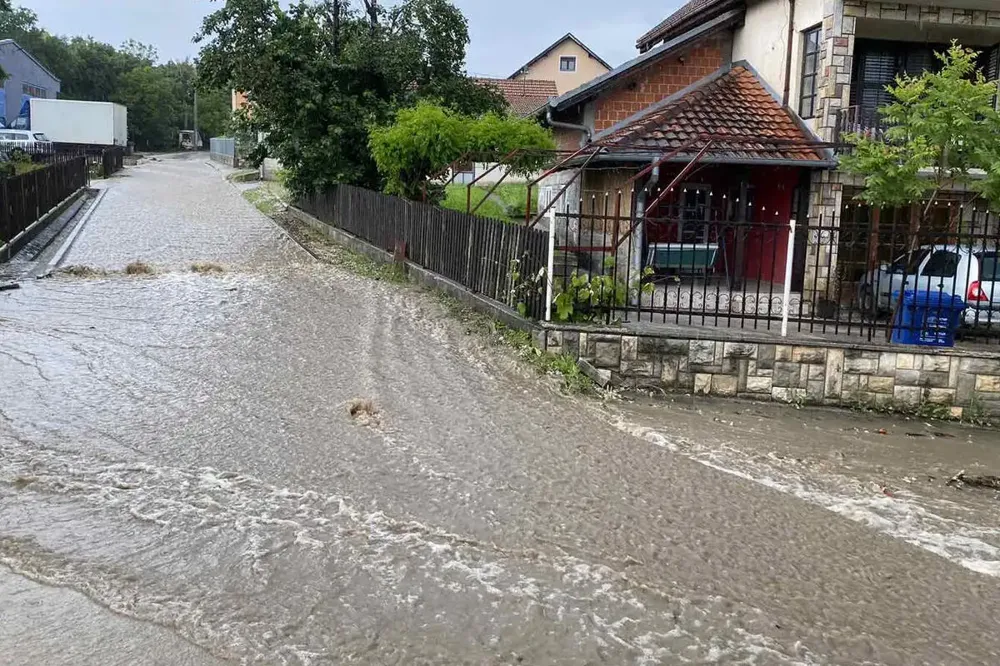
[1,154,999,665]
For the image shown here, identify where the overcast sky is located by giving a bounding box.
[26,0,682,75]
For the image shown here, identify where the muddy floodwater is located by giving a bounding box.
[1,155,999,665]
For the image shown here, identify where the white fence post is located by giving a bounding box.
[545,208,556,322]
[782,218,796,338]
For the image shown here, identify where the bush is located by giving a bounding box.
[370,102,555,202]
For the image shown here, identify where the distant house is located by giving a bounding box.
[510,33,612,96]
[232,90,248,113]
[0,39,60,125]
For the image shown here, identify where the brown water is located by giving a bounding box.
[1,156,999,665]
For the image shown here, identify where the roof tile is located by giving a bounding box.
[637,0,742,49]
[474,78,557,117]
[598,66,823,163]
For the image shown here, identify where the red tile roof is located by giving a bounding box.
[596,65,825,164]
[637,0,743,51]
[475,78,558,117]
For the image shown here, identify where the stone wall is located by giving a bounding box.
[542,326,1000,418]
[843,2,1000,27]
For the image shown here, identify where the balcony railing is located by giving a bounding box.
[834,105,891,152]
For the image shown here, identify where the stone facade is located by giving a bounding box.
[803,1,1000,308]
[843,2,1000,28]
[543,326,1000,418]
[817,1,1000,145]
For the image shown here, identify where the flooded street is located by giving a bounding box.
[2,155,1000,664]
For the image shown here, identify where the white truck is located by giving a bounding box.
[12,99,128,148]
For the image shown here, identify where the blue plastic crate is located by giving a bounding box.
[891,291,966,347]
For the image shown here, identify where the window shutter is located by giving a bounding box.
[903,47,934,77]
[855,48,897,115]
[986,44,1000,82]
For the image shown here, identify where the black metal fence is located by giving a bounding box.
[549,195,1000,345]
[299,185,550,318]
[0,142,126,178]
[100,147,124,178]
[0,155,88,255]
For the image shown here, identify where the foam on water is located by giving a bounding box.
[0,433,824,664]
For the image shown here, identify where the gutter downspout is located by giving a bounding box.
[546,107,593,145]
[631,161,660,303]
[782,0,796,107]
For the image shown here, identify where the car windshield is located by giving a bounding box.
[978,253,1000,281]
[33,133,49,141]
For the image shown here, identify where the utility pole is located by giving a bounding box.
[193,88,199,150]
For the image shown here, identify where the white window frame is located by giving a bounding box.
[559,56,577,73]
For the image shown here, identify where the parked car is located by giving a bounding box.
[0,130,54,157]
[858,244,1000,328]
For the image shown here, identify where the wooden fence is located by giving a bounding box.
[0,156,88,257]
[298,184,550,318]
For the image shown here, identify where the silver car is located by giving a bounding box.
[858,244,1000,328]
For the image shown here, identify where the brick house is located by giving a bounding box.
[537,0,1000,310]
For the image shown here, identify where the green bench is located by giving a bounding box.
[646,243,721,278]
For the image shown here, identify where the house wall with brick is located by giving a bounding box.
[591,35,730,133]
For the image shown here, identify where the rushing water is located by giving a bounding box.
[1,157,999,664]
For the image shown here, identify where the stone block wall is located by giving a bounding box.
[843,2,1000,28]
[544,327,1000,418]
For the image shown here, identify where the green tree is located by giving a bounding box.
[841,42,1000,218]
[0,0,11,78]
[113,65,180,150]
[195,0,505,195]
[195,86,233,140]
[369,101,555,201]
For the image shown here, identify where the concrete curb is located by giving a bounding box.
[287,205,538,334]
[44,187,109,274]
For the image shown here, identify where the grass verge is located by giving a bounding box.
[429,290,593,394]
[243,181,290,217]
[846,393,994,427]
[278,215,407,283]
